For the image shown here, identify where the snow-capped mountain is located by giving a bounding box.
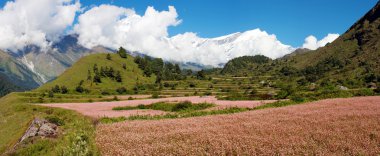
[166,29,295,67]
[0,34,114,90]
[0,30,298,90]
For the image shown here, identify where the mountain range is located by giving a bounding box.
[1,1,379,96]
[0,32,297,95]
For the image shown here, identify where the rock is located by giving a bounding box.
[309,83,317,91]
[338,85,349,91]
[19,118,58,143]
[368,82,377,89]
[38,123,58,137]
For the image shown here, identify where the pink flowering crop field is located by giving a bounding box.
[96,96,380,155]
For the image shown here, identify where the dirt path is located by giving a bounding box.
[39,96,277,118]
[96,96,380,155]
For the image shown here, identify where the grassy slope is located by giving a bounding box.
[0,93,99,155]
[219,2,380,87]
[283,2,380,79]
[38,53,155,94]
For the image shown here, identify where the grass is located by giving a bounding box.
[0,93,99,155]
[101,107,250,123]
[112,101,215,112]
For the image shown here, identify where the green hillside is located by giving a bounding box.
[221,55,272,75]
[38,53,156,94]
[278,1,380,87]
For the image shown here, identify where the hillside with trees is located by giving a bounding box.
[37,50,156,95]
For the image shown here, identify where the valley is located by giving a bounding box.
[0,1,380,155]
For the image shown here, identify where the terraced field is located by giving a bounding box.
[39,96,278,118]
[158,76,279,97]
[96,96,380,155]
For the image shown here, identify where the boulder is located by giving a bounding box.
[19,118,58,143]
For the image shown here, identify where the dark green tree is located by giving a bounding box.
[174,64,181,74]
[51,85,61,93]
[118,47,127,58]
[115,71,122,82]
[87,70,92,80]
[93,72,102,83]
[61,86,68,94]
[196,70,206,80]
[122,63,127,70]
[93,64,98,73]
[106,53,112,60]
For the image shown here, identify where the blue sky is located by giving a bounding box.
[0,0,377,47]
[73,0,379,47]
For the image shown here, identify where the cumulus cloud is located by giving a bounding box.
[0,1,340,66]
[0,0,80,51]
[302,34,339,50]
[75,5,296,66]
[74,5,180,50]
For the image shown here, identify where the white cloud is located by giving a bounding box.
[0,0,80,51]
[0,1,340,67]
[74,5,180,50]
[75,5,296,66]
[302,33,339,50]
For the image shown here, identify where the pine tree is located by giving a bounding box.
[174,64,181,74]
[61,86,68,94]
[196,70,206,80]
[155,72,162,84]
[93,64,98,73]
[118,47,127,58]
[93,72,102,83]
[51,85,61,93]
[109,67,115,78]
[106,53,112,60]
[87,70,92,80]
[115,71,122,82]
[100,67,106,77]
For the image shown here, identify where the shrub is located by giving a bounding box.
[45,116,64,126]
[76,86,84,93]
[48,91,54,98]
[276,90,289,99]
[354,88,374,96]
[189,82,196,88]
[375,87,380,94]
[61,86,68,94]
[113,96,119,101]
[128,97,134,100]
[172,101,192,112]
[151,93,159,99]
[204,91,212,96]
[101,91,110,95]
[290,94,306,102]
[51,85,61,93]
[116,87,127,94]
[106,53,112,60]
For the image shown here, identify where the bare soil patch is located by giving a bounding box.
[96,96,380,155]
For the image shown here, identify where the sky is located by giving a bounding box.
[0,0,378,66]
[77,0,378,47]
